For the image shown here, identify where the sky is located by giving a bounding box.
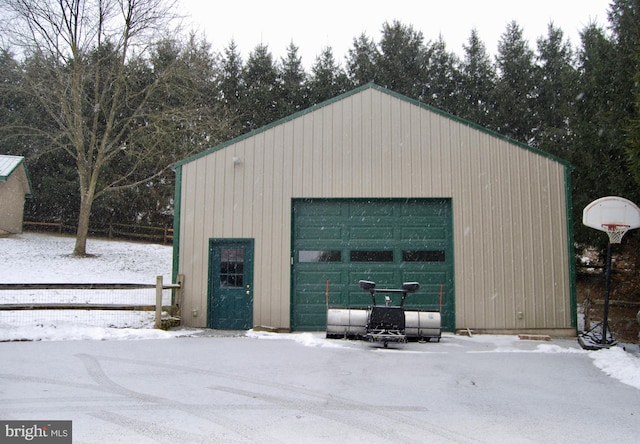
[177,0,612,68]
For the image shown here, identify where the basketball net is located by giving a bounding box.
[601,224,630,244]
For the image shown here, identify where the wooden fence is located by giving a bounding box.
[0,275,183,330]
[24,221,173,244]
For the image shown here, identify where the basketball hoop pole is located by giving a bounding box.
[601,240,614,346]
[599,225,629,346]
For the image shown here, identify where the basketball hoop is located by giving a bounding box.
[580,197,640,349]
[601,224,630,244]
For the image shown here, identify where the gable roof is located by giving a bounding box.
[173,83,571,170]
[0,155,33,197]
[0,155,24,180]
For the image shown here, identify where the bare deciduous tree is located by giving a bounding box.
[1,0,179,255]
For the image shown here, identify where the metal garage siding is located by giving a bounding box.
[175,85,573,332]
[452,136,571,331]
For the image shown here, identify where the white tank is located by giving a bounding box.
[326,308,368,338]
[404,310,441,341]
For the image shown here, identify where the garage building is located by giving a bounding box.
[172,84,575,335]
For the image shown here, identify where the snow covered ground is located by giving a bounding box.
[1,233,639,443]
[1,232,173,284]
[0,232,176,336]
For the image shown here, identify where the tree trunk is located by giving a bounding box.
[73,173,96,256]
[73,193,93,256]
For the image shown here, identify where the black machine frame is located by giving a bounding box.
[359,280,420,347]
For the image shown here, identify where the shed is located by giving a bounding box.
[172,84,575,336]
[0,155,32,235]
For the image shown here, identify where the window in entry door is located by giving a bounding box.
[220,247,244,287]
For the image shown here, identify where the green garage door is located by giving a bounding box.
[291,198,454,331]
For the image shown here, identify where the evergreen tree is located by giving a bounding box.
[307,46,349,104]
[0,49,81,224]
[628,70,640,187]
[345,32,379,86]
[242,43,280,130]
[96,35,225,227]
[422,36,461,114]
[494,21,537,144]
[609,0,640,82]
[533,24,579,157]
[218,40,246,137]
[0,50,30,155]
[459,29,497,129]
[179,34,221,136]
[278,42,309,116]
[572,24,634,246]
[375,20,428,100]
[610,0,640,191]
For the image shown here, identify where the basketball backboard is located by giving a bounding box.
[582,196,640,232]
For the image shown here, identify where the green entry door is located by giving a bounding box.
[208,239,254,329]
[292,199,454,332]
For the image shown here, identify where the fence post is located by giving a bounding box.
[155,276,163,329]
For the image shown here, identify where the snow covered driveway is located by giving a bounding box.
[1,333,637,444]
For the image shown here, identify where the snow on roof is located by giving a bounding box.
[0,154,26,180]
[0,154,33,197]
